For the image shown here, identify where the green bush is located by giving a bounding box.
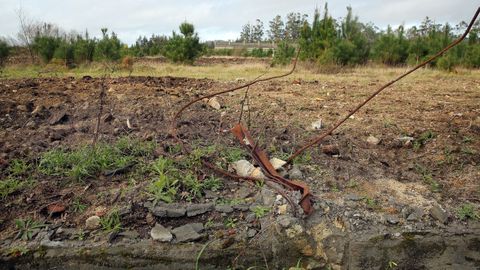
[0,39,10,68]
[164,22,203,64]
[33,36,62,63]
[94,28,122,62]
[272,41,295,66]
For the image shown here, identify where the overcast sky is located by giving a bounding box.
[0,0,478,44]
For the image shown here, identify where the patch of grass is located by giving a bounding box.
[219,146,247,164]
[457,204,479,220]
[251,206,270,218]
[202,176,223,191]
[8,159,31,176]
[461,147,476,155]
[147,157,179,204]
[413,131,436,151]
[414,164,441,192]
[14,218,46,240]
[364,197,379,210]
[3,246,29,257]
[38,139,145,180]
[1,159,34,199]
[224,217,237,228]
[100,210,122,233]
[71,198,87,213]
[115,136,156,157]
[462,136,474,143]
[0,177,24,199]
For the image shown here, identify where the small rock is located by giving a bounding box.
[32,105,46,116]
[233,204,250,211]
[285,224,304,238]
[386,215,400,225]
[16,104,28,111]
[288,165,303,179]
[345,194,363,201]
[430,205,448,224]
[247,228,257,238]
[207,97,221,110]
[85,216,101,230]
[367,135,380,145]
[277,204,288,215]
[321,144,340,156]
[215,204,234,213]
[172,224,202,242]
[151,204,186,218]
[311,119,323,130]
[250,167,265,179]
[278,216,296,228]
[232,160,254,177]
[189,223,204,233]
[235,185,253,199]
[269,158,287,171]
[186,203,214,217]
[261,187,276,206]
[150,223,173,242]
[119,230,139,240]
[146,212,155,226]
[48,111,69,125]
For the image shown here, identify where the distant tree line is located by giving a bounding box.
[1,6,479,70]
[239,4,480,69]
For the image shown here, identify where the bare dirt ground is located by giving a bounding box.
[0,65,479,267]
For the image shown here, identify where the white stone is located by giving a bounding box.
[150,223,173,242]
[311,119,323,130]
[207,97,221,110]
[367,135,380,145]
[85,216,101,230]
[270,157,287,170]
[232,160,254,177]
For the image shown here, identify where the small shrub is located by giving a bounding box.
[413,131,436,151]
[100,210,122,232]
[15,218,45,240]
[272,41,295,66]
[147,157,179,204]
[457,204,479,220]
[164,22,203,64]
[0,39,10,70]
[251,206,270,218]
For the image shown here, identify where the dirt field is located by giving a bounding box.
[0,64,479,264]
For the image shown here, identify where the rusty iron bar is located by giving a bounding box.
[286,7,480,164]
[231,123,313,215]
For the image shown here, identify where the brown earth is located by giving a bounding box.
[0,70,479,242]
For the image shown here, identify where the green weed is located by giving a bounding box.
[14,218,46,240]
[414,164,441,192]
[71,198,87,213]
[413,131,436,151]
[100,210,122,233]
[251,206,270,218]
[224,217,237,228]
[457,204,479,220]
[147,157,178,204]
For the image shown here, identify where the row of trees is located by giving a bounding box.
[239,12,309,43]
[240,5,480,69]
[5,11,203,66]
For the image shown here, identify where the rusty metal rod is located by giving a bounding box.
[286,7,480,164]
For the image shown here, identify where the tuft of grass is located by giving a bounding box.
[147,157,179,204]
[251,206,270,218]
[413,131,436,151]
[100,210,122,233]
[0,177,24,199]
[14,218,46,240]
[414,164,441,192]
[224,217,237,228]
[1,159,34,199]
[457,204,479,220]
[71,198,87,213]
